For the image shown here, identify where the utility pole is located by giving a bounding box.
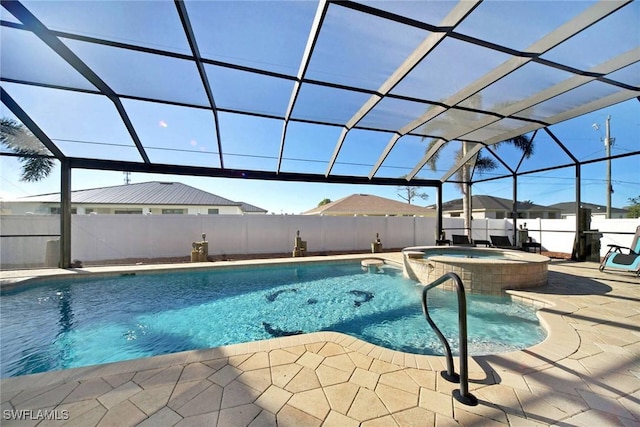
[604,115,613,219]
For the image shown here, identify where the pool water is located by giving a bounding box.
[0,262,546,378]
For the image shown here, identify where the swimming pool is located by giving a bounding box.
[0,261,546,378]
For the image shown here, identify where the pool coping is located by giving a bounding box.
[0,252,577,390]
[402,245,550,264]
[0,253,402,291]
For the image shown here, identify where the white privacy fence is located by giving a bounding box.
[1,215,448,268]
[71,214,440,261]
[0,215,61,268]
[1,214,638,268]
[509,217,640,255]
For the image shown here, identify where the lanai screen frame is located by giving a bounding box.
[1,0,639,267]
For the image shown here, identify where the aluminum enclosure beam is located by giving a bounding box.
[174,0,225,169]
[67,157,440,188]
[2,0,151,164]
[60,160,71,269]
[277,0,329,174]
[325,0,481,177]
[404,0,634,183]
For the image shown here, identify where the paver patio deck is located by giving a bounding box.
[1,254,639,426]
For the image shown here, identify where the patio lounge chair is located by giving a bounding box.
[599,225,640,276]
[451,234,473,246]
[490,235,521,250]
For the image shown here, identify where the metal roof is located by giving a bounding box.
[18,181,259,208]
[237,202,268,214]
[1,0,639,187]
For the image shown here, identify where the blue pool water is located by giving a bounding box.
[0,262,546,378]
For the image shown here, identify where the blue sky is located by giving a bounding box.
[1,1,638,214]
[1,97,638,214]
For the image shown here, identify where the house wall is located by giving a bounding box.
[308,213,436,217]
[473,211,490,219]
[445,210,560,220]
[0,202,53,215]
[0,202,251,215]
[562,212,627,220]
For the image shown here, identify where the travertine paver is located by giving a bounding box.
[137,407,182,427]
[220,380,261,409]
[97,400,146,427]
[350,366,380,390]
[375,382,418,413]
[419,388,453,418]
[315,363,351,387]
[97,382,142,410]
[1,257,639,426]
[63,379,113,404]
[324,382,359,414]
[287,388,330,420]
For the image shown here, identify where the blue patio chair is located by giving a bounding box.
[599,225,640,276]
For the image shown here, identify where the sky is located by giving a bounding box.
[1,97,638,215]
[1,1,638,215]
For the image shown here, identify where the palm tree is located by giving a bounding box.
[420,96,534,235]
[0,117,54,182]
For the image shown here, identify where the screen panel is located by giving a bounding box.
[3,82,142,162]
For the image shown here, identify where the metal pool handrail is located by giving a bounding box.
[421,272,478,406]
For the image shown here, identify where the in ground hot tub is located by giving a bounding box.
[402,246,549,294]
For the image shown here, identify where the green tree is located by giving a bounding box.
[318,198,332,206]
[1,117,54,182]
[626,195,640,218]
[421,96,533,235]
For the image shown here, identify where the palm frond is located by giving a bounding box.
[493,134,533,158]
[20,156,55,182]
[1,117,54,181]
[423,138,442,172]
[508,135,534,158]
[474,153,498,173]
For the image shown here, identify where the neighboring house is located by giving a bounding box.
[302,194,436,217]
[434,195,562,219]
[0,181,267,215]
[547,201,628,219]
